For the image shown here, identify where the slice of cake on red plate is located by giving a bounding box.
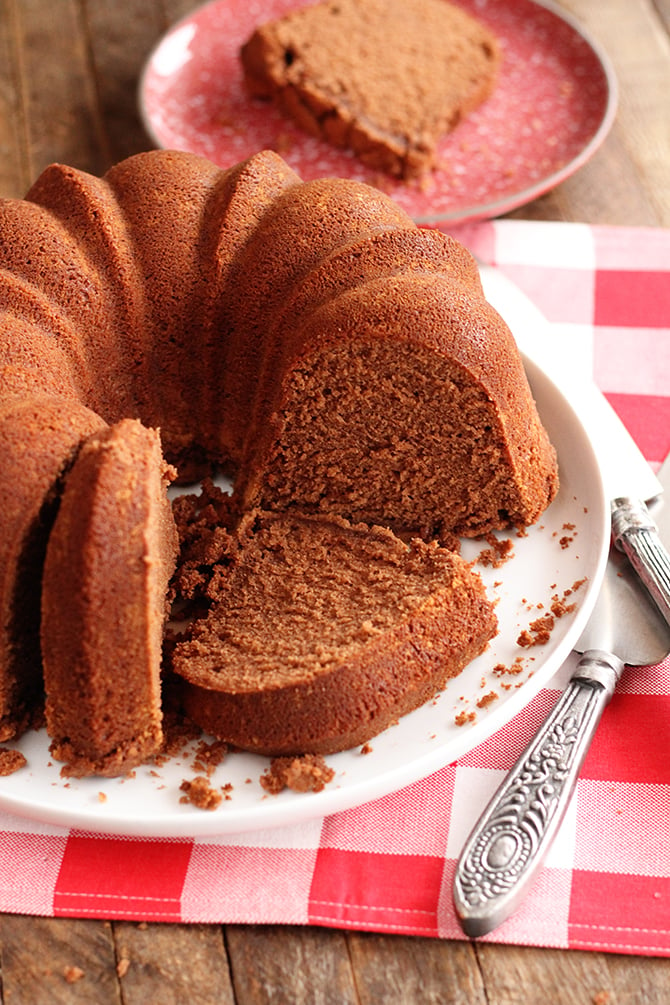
[241,0,501,179]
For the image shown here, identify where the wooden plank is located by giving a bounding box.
[549,132,662,225]
[82,0,167,166]
[506,0,669,226]
[225,925,358,1005]
[474,944,614,1004]
[0,914,121,1004]
[558,0,670,226]
[606,952,670,1005]
[112,920,235,1005]
[11,0,106,180]
[0,0,30,197]
[163,0,203,23]
[347,932,487,1005]
[476,943,670,1005]
[507,131,661,226]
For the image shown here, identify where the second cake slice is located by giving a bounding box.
[171,509,498,755]
[241,0,501,178]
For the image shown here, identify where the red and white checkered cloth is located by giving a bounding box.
[1,221,669,955]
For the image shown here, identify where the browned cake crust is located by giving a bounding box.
[172,511,498,755]
[241,0,501,178]
[41,420,178,777]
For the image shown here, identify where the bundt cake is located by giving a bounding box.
[240,0,501,179]
[171,508,498,756]
[0,147,558,775]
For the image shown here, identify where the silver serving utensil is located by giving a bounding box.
[453,454,670,938]
[611,452,670,627]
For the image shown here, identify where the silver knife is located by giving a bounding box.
[612,475,670,627]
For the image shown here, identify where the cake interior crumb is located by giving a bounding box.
[179,776,223,810]
[0,747,27,776]
[63,966,85,984]
[260,754,335,794]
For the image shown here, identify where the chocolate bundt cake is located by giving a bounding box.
[0,148,558,774]
[241,0,501,179]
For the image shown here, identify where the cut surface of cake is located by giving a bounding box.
[241,0,501,178]
[171,510,498,756]
[40,419,178,777]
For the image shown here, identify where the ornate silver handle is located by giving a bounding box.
[611,497,670,629]
[453,650,625,937]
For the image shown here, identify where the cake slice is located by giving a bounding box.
[241,0,501,178]
[41,419,178,777]
[171,510,497,755]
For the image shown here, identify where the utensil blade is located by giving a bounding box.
[611,450,670,631]
[575,543,670,664]
[578,451,670,663]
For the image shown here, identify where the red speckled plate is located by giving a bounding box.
[139,0,617,223]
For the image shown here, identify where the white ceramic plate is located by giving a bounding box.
[138,0,617,223]
[0,350,609,836]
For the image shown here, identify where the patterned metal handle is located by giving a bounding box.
[453,650,625,938]
[611,497,670,628]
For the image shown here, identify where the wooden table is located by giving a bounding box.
[0,0,668,1001]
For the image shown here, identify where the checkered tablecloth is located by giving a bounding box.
[1,221,669,955]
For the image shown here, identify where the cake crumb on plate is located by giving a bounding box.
[260,754,335,794]
[179,775,223,810]
[0,747,27,776]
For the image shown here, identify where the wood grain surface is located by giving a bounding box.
[0,0,668,1001]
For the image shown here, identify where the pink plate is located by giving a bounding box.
[139,0,617,223]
